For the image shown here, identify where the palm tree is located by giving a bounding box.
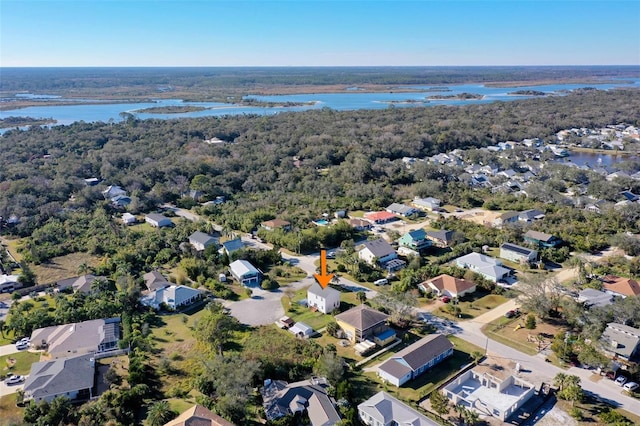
[146,400,174,426]
[554,372,568,391]
[356,291,367,304]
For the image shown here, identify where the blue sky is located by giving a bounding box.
[1,0,639,66]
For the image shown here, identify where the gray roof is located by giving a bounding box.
[358,392,439,426]
[500,243,537,257]
[577,289,615,307]
[361,239,396,258]
[519,209,545,221]
[146,213,171,223]
[189,231,217,248]
[24,354,95,400]
[143,271,171,291]
[378,334,453,380]
[386,203,416,215]
[56,274,106,294]
[524,230,554,242]
[30,318,121,358]
[229,259,259,277]
[425,229,455,243]
[308,282,340,299]
[601,323,640,360]
[221,238,244,253]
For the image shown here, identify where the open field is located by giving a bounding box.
[482,315,569,356]
[1,351,40,376]
[31,252,102,285]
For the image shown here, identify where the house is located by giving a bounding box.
[377,334,453,386]
[620,191,639,202]
[102,185,126,200]
[229,259,261,286]
[261,219,291,231]
[600,323,640,363]
[500,243,538,264]
[577,288,615,308]
[523,230,561,248]
[141,284,201,310]
[358,239,405,272]
[56,274,108,294]
[30,318,121,359]
[425,229,456,247]
[443,358,536,421]
[145,213,172,228]
[164,404,235,426]
[398,229,432,251]
[358,392,439,426]
[261,377,341,426]
[386,203,419,217]
[335,305,392,343]
[220,238,244,256]
[602,275,640,297]
[349,218,373,231]
[307,283,341,314]
[455,252,511,282]
[411,197,440,211]
[493,211,520,227]
[188,231,218,251]
[0,274,19,293]
[143,271,172,291]
[518,209,545,222]
[23,354,96,403]
[363,211,397,225]
[289,322,314,338]
[121,212,137,225]
[84,177,100,186]
[111,194,131,208]
[419,274,476,298]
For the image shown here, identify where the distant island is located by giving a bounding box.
[134,105,208,114]
[510,90,547,96]
[0,116,56,127]
[381,99,430,105]
[423,87,452,92]
[241,98,317,107]
[427,92,484,100]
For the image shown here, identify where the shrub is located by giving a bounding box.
[570,407,583,420]
[525,314,536,329]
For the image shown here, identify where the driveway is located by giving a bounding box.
[0,376,26,397]
[0,344,20,357]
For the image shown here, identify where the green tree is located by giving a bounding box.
[18,262,37,287]
[525,314,536,329]
[356,291,366,304]
[429,390,450,417]
[146,400,176,426]
[194,302,240,355]
[314,350,345,384]
[326,321,340,337]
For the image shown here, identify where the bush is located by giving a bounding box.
[570,407,583,420]
[525,314,536,329]
[261,277,280,290]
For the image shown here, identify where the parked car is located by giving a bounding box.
[5,375,25,385]
[504,309,521,318]
[374,278,388,286]
[15,339,28,350]
[440,296,451,303]
[623,381,639,392]
[615,375,627,386]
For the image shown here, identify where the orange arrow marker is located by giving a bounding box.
[314,249,334,289]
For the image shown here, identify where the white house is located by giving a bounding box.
[411,197,440,211]
[229,259,261,286]
[455,252,510,282]
[0,274,19,293]
[188,231,218,251]
[499,243,538,264]
[358,239,401,269]
[358,392,439,426]
[121,212,137,225]
[145,213,172,228]
[140,285,201,310]
[289,322,314,338]
[307,283,341,314]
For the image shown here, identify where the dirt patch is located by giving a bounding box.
[534,404,578,426]
[484,316,569,355]
[460,210,502,226]
[31,252,101,284]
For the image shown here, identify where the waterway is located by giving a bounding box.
[561,151,639,168]
[1,80,638,132]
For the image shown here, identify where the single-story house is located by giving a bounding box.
[188,231,218,251]
[602,275,640,297]
[140,285,202,310]
[523,230,561,248]
[23,354,96,403]
[358,392,439,426]
[349,218,373,231]
[425,229,456,247]
[600,322,640,363]
[30,318,121,359]
[289,322,314,338]
[145,213,173,228]
[378,334,453,386]
[335,305,391,343]
[220,238,244,256]
[455,252,511,282]
[411,196,440,211]
[164,404,235,426]
[398,229,432,251]
[518,209,545,222]
[0,274,19,293]
[499,243,538,264]
[111,195,131,208]
[577,288,615,308]
[261,377,341,426]
[386,203,419,217]
[143,271,172,291]
[363,211,397,224]
[443,358,535,421]
[102,185,126,200]
[121,212,137,225]
[307,283,341,314]
[261,219,291,231]
[419,274,476,298]
[56,274,108,294]
[229,259,261,286]
[493,211,520,227]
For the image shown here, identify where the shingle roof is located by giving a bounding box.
[308,282,340,299]
[361,239,396,258]
[500,243,537,257]
[378,334,453,381]
[524,230,554,242]
[334,305,388,331]
[30,318,121,358]
[189,231,217,247]
[229,259,259,277]
[221,238,244,253]
[357,392,439,426]
[603,275,640,297]
[601,323,640,360]
[425,229,455,243]
[24,354,95,400]
[164,404,235,426]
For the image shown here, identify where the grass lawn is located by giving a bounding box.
[482,315,568,356]
[434,293,508,320]
[2,237,24,263]
[1,351,40,376]
[0,329,18,346]
[266,264,306,285]
[362,335,483,404]
[0,393,24,425]
[31,252,102,284]
[556,394,640,425]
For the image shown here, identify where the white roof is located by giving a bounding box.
[0,274,19,285]
[229,259,259,277]
[289,322,313,336]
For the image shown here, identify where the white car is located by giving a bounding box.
[615,375,627,386]
[623,381,639,392]
[5,375,25,385]
[15,341,28,350]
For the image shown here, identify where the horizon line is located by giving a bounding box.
[2,64,640,69]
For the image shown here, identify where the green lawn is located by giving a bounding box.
[1,351,40,376]
[434,293,508,320]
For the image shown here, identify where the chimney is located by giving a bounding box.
[611,340,619,349]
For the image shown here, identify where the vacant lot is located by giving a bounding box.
[435,293,508,320]
[483,315,569,356]
[32,252,102,285]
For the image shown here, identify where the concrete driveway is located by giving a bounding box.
[0,376,26,397]
[0,343,20,357]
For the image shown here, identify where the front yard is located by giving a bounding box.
[482,314,569,356]
[1,350,40,376]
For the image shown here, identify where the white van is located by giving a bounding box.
[374,278,389,286]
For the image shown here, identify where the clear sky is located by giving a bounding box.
[1,0,639,67]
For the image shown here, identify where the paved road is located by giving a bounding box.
[0,343,20,357]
